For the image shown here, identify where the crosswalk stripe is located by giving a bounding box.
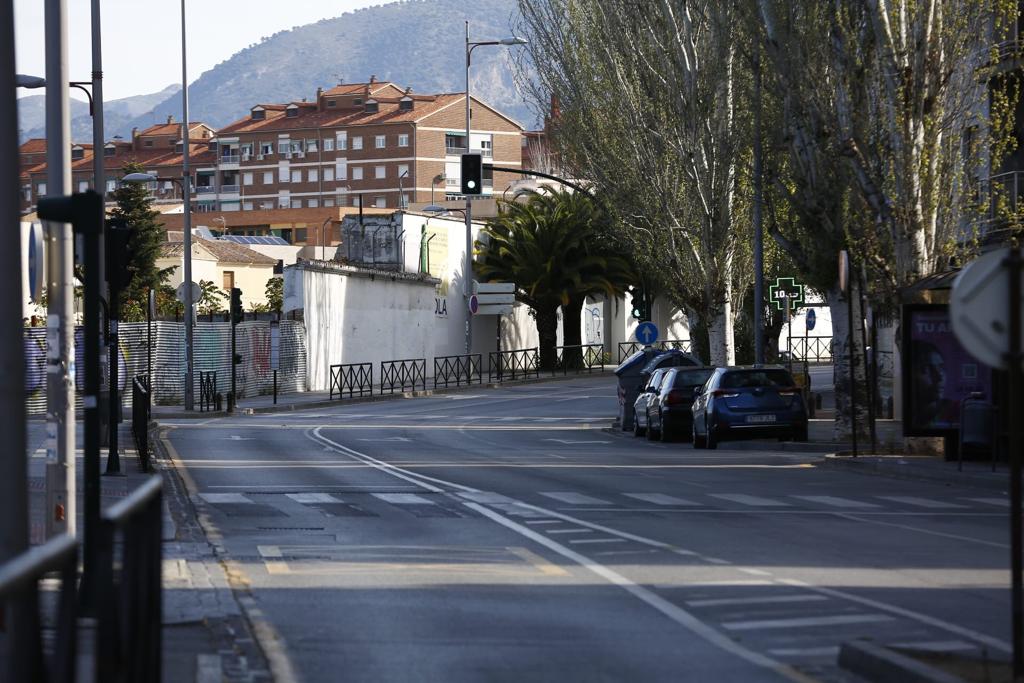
[546,529,594,535]
[624,493,701,506]
[199,493,252,504]
[372,493,434,505]
[877,496,967,509]
[965,497,1009,508]
[539,492,611,505]
[457,491,516,504]
[568,538,627,545]
[768,646,839,657]
[710,494,791,507]
[286,493,342,504]
[792,495,879,509]
[686,594,827,608]
[721,613,892,631]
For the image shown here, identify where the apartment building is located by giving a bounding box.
[198,77,523,213]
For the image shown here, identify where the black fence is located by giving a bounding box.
[381,358,427,394]
[329,362,373,399]
[488,348,540,383]
[0,534,78,683]
[434,354,482,388]
[616,338,693,364]
[97,475,163,683]
[554,344,604,375]
[132,375,152,471]
[199,371,218,412]
[787,335,833,363]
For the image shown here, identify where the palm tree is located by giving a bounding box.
[476,188,634,370]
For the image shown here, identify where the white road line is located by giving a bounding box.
[792,495,880,509]
[372,493,435,505]
[623,493,701,506]
[199,493,252,504]
[876,496,967,509]
[539,492,611,505]
[965,497,1009,508]
[768,647,839,658]
[710,494,791,507]
[457,491,517,504]
[838,513,1010,549]
[286,493,342,504]
[546,529,594,535]
[523,520,561,525]
[568,538,627,545]
[722,613,893,631]
[891,640,977,652]
[686,595,828,608]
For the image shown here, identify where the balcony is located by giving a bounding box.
[219,184,241,194]
[445,145,468,156]
[973,170,1024,241]
[194,185,217,195]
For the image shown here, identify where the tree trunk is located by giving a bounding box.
[535,305,559,371]
[561,296,586,371]
[827,284,870,443]
[707,304,736,367]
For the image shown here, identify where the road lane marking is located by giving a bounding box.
[567,538,627,545]
[768,647,839,657]
[543,439,611,444]
[523,520,561,525]
[965,497,1009,507]
[286,493,343,504]
[710,494,791,507]
[686,595,828,608]
[199,493,253,504]
[256,545,290,575]
[372,493,435,505]
[792,495,879,509]
[891,640,977,652]
[457,491,517,504]
[539,492,611,505]
[623,493,701,506]
[876,496,967,509]
[546,528,594,535]
[722,614,893,631]
[837,513,1010,549]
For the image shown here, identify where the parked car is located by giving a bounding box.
[691,366,808,449]
[646,367,715,442]
[632,368,671,437]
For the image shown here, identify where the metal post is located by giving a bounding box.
[464,20,474,355]
[105,287,120,473]
[0,0,28,566]
[147,289,153,407]
[859,266,876,453]
[44,0,76,540]
[229,320,236,413]
[1007,244,1022,678]
[273,370,278,405]
[848,266,859,457]
[181,0,195,411]
[752,40,765,365]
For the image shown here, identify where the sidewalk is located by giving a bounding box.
[819,453,1009,492]
[26,421,269,682]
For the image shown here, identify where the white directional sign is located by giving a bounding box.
[951,248,1024,370]
[475,293,513,305]
[470,281,513,315]
[476,304,513,315]
[472,280,514,294]
[270,321,281,371]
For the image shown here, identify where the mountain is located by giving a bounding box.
[18,84,181,144]
[123,0,538,137]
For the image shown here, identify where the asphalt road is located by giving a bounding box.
[163,374,1011,682]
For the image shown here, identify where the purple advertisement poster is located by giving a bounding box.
[904,306,991,435]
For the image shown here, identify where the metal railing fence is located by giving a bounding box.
[433,354,482,388]
[97,475,163,683]
[132,375,152,471]
[616,339,693,364]
[554,344,604,375]
[329,363,373,399]
[488,348,540,383]
[787,336,834,363]
[381,358,427,394]
[0,534,78,683]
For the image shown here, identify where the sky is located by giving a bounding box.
[15,0,380,102]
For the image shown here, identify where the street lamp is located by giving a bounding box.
[319,216,333,261]
[463,22,527,354]
[397,169,409,209]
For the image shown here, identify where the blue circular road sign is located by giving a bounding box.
[806,308,816,331]
[635,321,659,346]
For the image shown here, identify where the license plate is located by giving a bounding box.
[745,414,777,424]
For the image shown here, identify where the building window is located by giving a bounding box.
[352,196,360,207]
[260,142,273,156]
[223,271,235,290]
[291,170,302,183]
[324,138,334,152]
[375,165,386,179]
[398,133,409,147]
[324,167,335,182]
[295,228,308,242]
[290,199,302,209]
[278,141,291,155]
[308,198,319,208]
[243,201,254,210]
[309,169,319,182]
[78,180,89,192]
[399,99,413,111]
[261,200,274,210]
[38,182,47,196]
[306,139,317,152]
[263,171,274,184]
[243,172,254,186]
[374,196,386,208]
[251,109,265,120]
[352,166,363,180]
[104,146,115,157]
[327,100,336,108]
[351,136,363,150]
[241,143,253,157]
[480,139,493,157]
[375,135,386,149]
[397,164,409,178]
[365,100,379,113]
[286,106,298,118]
[336,133,347,150]
[105,180,116,193]
[324,198,335,207]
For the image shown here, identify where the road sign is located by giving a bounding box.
[806,308,816,331]
[951,248,1024,370]
[769,277,805,311]
[27,222,44,303]
[468,294,480,315]
[472,280,514,294]
[270,321,280,371]
[476,304,513,315]
[635,321,659,345]
[176,281,201,305]
[475,293,514,305]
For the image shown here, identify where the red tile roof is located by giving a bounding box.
[137,121,211,138]
[20,139,47,154]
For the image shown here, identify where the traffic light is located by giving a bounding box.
[628,286,650,321]
[105,219,132,296]
[230,287,243,325]
[460,153,483,195]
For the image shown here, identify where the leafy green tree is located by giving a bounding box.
[476,189,634,370]
[265,277,283,312]
[196,279,227,316]
[110,162,172,312]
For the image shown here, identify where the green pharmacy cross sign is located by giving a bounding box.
[769,277,805,312]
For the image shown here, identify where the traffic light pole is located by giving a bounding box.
[104,221,130,474]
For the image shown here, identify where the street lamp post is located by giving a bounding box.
[319,216,332,261]
[464,23,526,354]
[398,169,409,210]
[180,0,195,410]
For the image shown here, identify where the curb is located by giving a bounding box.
[838,640,967,683]
[818,454,1008,493]
[601,425,844,453]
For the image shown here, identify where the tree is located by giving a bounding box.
[265,277,283,312]
[476,189,634,370]
[196,279,227,316]
[110,161,172,314]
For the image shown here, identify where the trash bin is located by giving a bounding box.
[614,348,702,431]
[959,392,994,461]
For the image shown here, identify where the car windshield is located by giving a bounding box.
[720,369,794,389]
[672,369,714,388]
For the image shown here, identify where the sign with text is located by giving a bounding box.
[769,277,805,311]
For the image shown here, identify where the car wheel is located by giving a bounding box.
[632,410,645,437]
[705,421,718,450]
[692,423,706,449]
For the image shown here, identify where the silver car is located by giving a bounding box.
[632,368,670,437]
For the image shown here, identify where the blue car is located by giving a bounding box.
[691,366,808,449]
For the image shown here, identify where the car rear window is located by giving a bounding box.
[720,369,794,389]
[672,369,714,387]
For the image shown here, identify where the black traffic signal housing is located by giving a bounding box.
[230,287,243,325]
[105,219,132,297]
[461,153,483,195]
[628,286,650,321]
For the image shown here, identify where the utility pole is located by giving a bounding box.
[464,20,474,356]
[752,41,765,365]
[44,0,75,540]
[181,0,195,410]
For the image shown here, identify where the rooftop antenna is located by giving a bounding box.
[335,74,343,85]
